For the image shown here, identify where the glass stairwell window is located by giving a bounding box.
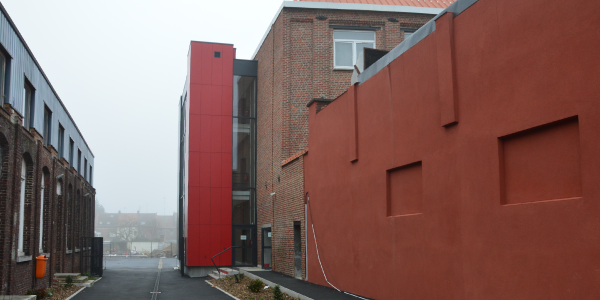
[334,30,376,69]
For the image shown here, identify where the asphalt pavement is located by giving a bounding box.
[73,257,230,300]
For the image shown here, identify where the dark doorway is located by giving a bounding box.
[262,227,272,269]
[293,222,302,278]
[232,225,256,267]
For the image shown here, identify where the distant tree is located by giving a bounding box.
[95,199,105,214]
[115,214,139,242]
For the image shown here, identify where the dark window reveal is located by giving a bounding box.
[69,139,74,167]
[23,81,34,129]
[43,105,52,146]
[214,51,221,58]
[58,124,65,158]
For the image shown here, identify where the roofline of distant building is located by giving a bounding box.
[251,0,444,59]
[0,2,95,157]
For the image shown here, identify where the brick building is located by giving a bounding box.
[0,3,96,295]
[96,212,177,243]
[252,0,447,279]
[177,0,450,279]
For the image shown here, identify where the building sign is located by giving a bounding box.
[241,235,247,240]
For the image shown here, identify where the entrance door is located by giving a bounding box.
[262,228,272,269]
[232,226,256,267]
[293,222,302,278]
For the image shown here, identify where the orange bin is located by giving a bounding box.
[36,255,48,278]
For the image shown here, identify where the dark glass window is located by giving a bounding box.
[89,166,93,185]
[77,149,81,173]
[232,75,256,226]
[23,81,34,129]
[233,76,256,117]
[232,190,255,225]
[43,105,52,146]
[84,158,87,180]
[58,124,65,158]
[0,50,6,103]
[233,118,255,189]
[233,228,254,265]
[69,139,74,167]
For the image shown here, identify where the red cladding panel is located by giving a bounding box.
[187,225,201,266]
[211,188,222,225]
[221,115,233,153]
[211,116,222,152]
[187,42,235,268]
[222,86,233,116]
[189,116,201,152]
[200,116,211,153]
[211,153,222,187]
[199,152,211,187]
[211,225,222,265]
[200,85,212,116]
[188,187,200,225]
[212,44,223,86]
[199,225,211,265]
[210,85,223,116]
[199,187,211,225]
[200,43,213,84]
[222,154,232,188]
[222,46,234,86]
[188,152,200,187]
[221,187,232,224]
[189,43,202,85]
[189,90,201,115]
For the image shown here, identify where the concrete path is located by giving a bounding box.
[73,257,230,300]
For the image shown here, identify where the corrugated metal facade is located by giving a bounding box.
[0,4,94,184]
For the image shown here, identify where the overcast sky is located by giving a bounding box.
[1,0,284,215]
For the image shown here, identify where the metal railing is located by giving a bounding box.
[211,246,240,279]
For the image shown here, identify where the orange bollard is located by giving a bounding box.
[36,255,48,278]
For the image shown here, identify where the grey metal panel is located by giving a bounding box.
[233,59,258,77]
[0,4,94,184]
[357,0,479,85]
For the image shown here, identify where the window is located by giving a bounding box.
[43,105,52,146]
[403,29,416,40]
[69,138,74,167]
[23,81,34,129]
[77,149,81,173]
[58,124,65,158]
[84,158,87,180]
[333,31,376,69]
[0,49,8,103]
[90,165,93,185]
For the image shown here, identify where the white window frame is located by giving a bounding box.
[333,30,376,70]
[18,160,26,256]
[39,173,45,252]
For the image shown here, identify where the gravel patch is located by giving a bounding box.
[211,276,300,300]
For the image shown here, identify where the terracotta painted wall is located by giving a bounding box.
[186,42,233,267]
[304,0,600,298]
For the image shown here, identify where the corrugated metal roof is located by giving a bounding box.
[296,0,454,9]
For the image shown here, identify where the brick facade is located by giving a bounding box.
[0,105,95,295]
[255,7,435,278]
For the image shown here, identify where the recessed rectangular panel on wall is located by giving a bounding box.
[499,116,582,205]
[387,162,424,216]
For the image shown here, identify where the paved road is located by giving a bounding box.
[74,257,230,300]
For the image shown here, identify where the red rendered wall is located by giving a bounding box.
[186,42,233,267]
[304,0,600,298]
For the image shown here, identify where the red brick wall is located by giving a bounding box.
[0,105,95,295]
[255,7,435,278]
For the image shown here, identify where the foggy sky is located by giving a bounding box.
[1,0,283,215]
